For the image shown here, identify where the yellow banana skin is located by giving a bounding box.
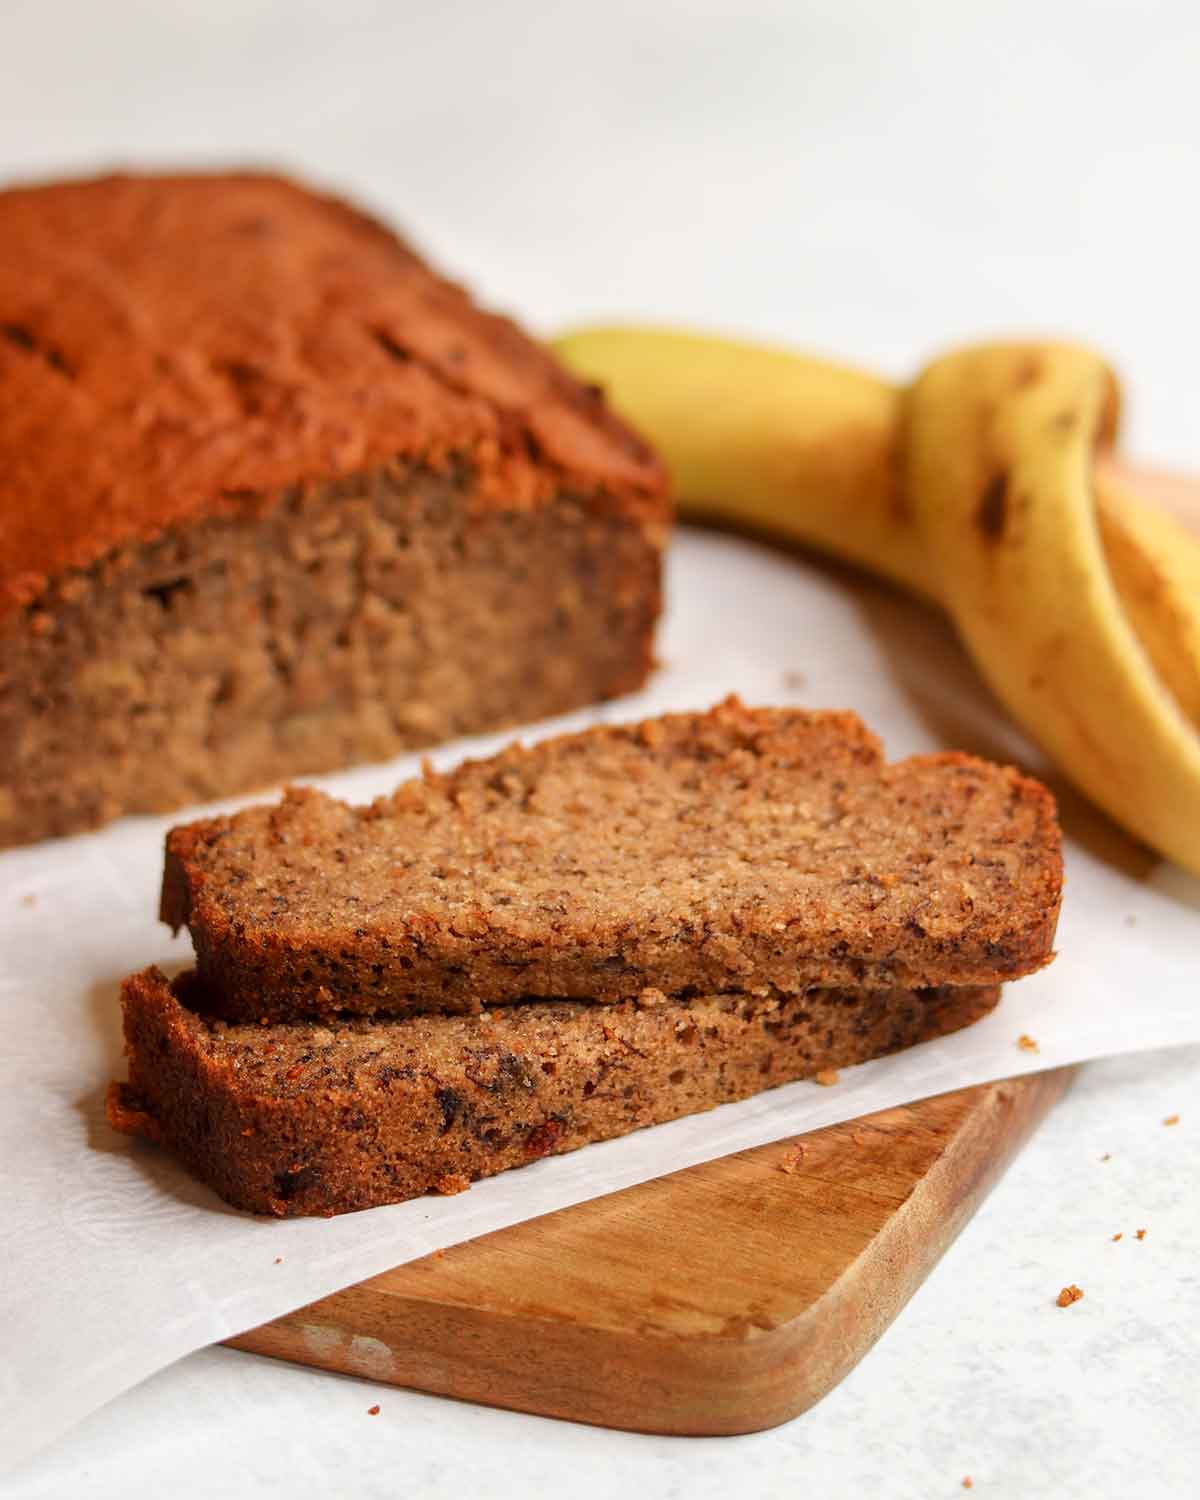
[1095,465,1200,731]
[554,327,1200,874]
[554,328,928,596]
[908,343,1200,873]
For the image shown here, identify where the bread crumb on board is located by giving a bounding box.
[1056,1284,1084,1307]
[962,1480,974,1491]
[367,1404,380,1416]
[1100,1153,1112,1162]
[1017,1033,1039,1053]
[777,1143,807,1174]
[1112,1233,1123,1242]
[1136,1228,1147,1241]
[1164,1113,1180,1126]
[814,1068,840,1087]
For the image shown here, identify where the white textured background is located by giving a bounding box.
[2,2,1198,1496]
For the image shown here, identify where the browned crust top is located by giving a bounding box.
[0,170,668,616]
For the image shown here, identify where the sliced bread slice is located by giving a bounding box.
[162,698,1061,1021]
[108,965,1001,1217]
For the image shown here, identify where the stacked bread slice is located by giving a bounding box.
[108,698,1063,1216]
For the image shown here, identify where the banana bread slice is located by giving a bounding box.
[0,171,668,847]
[162,698,1062,1021]
[108,965,1001,1217]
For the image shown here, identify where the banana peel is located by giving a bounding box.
[908,342,1200,873]
[554,326,1200,874]
[554,328,925,594]
[1095,463,1200,731]
[553,329,929,596]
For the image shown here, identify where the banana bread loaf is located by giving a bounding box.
[108,964,1001,1217]
[162,698,1063,1021]
[0,171,669,847]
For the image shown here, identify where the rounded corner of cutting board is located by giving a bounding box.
[228,1068,1075,1436]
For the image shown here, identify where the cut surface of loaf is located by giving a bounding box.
[162,697,1063,1021]
[109,965,1001,1217]
[0,172,668,847]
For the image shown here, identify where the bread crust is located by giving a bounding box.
[0,170,667,618]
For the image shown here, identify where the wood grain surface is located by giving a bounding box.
[230,1068,1074,1434]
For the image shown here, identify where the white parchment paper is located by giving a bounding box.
[2,527,1197,1473]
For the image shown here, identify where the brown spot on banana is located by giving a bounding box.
[976,473,1009,541]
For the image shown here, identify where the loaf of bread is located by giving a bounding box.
[162,698,1063,1021]
[0,171,669,847]
[108,965,1001,1217]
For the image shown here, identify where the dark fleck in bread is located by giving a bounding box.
[108,965,1002,1217]
[162,697,1063,1021]
[0,171,669,847]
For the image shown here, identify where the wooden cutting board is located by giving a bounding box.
[229,1067,1073,1435]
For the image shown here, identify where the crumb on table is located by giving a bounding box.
[962,1480,974,1491]
[1136,1228,1147,1241]
[814,1068,840,1087]
[1017,1033,1039,1053]
[1164,1114,1180,1126]
[1056,1284,1084,1307]
[1100,1153,1112,1162]
[777,1143,807,1174]
[367,1404,380,1416]
[1112,1233,1122,1242]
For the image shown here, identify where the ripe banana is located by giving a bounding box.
[553,326,1200,874]
[554,328,928,597]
